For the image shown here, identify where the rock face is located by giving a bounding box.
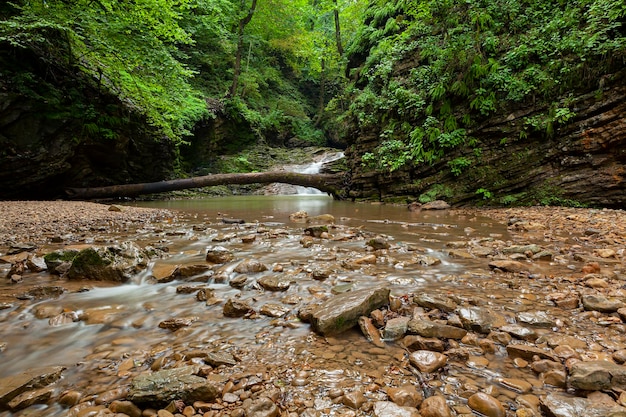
[127,366,220,406]
[344,77,626,208]
[0,44,176,200]
[308,286,390,335]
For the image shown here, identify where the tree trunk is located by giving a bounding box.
[230,0,258,97]
[65,172,347,200]
[333,0,343,56]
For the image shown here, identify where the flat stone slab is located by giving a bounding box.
[408,319,467,340]
[0,366,65,407]
[309,286,390,336]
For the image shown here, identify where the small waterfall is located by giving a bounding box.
[292,151,344,195]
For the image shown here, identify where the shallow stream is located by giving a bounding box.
[0,195,620,416]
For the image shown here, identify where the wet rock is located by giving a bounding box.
[289,211,308,222]
[26,256,46,272]
[6,386,54,411]
[151,262,180,283]
[488,260,528,273]
[503,244,542,255]
[223,298,254,317]
[65,242,148,282]
[497,377,532,394]
[500,324,537,341]
[158,316,199,331]
[421,200,450,210]
[206,246,235,264]
[419,395,453,417]
[242,396,279,417]
[309,286,390,336]
[539,334,587,349]
[308,214,335,224]
[366,237,390,250]
[506,344,559,362]
[543,369,567,387]
[457,306,506,334]
[204,351,237,367]
[408,350,447,373]
[446,249,474,259]
[412,255,442,266]
[109,400,142,417]
[7,243,37,255]
[48,311,80,326]
[43,249,79,274]
[342,390,366,409]
[408,319,467,339]
[260,303,290,317]
[222,218,245,224]
[304,225,328,238]
[343,254,377,269]
[234,259,268,274]
[568,360,626,391]
[467,392,506,417]
[382,316,410,340]
[414,293,457,312]
[178,264,212,278]
[58,390,82,407]
[386,385,423,408]
[358,316,385,347]
[230,275,248,288]
[517,311,555,328]
[401,335,445,352]
[33,304,64,319]
[582,294,625,313]
[0,366,65,407]
[257,276,291,291]
[16,286,66,301]
[81,306,123,325]
[541,392,626,417]
[128,366,220,406]
[372,401,420,417]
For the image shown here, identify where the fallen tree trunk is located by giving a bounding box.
[65,172,347,200]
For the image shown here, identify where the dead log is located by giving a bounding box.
[65,172,347,200]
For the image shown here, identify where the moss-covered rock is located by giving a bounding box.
[64,242,148,282]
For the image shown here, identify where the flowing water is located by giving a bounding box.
[0,195,617,416]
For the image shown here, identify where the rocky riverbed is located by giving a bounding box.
[0,201,625,417]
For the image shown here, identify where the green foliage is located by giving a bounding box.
[475,188,493,200]
[447,157,472,176]
[418,184,453,203]
[342,0,626,172]
[0,0,208,144]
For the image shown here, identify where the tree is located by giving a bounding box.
[230,0,258,97]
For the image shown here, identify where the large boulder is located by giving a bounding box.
[309,286,390,335]
[64,242,148,282]
[128,366,220,406]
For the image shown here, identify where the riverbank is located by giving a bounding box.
[0,201,175,250]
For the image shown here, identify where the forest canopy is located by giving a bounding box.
[1,0,625,172]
